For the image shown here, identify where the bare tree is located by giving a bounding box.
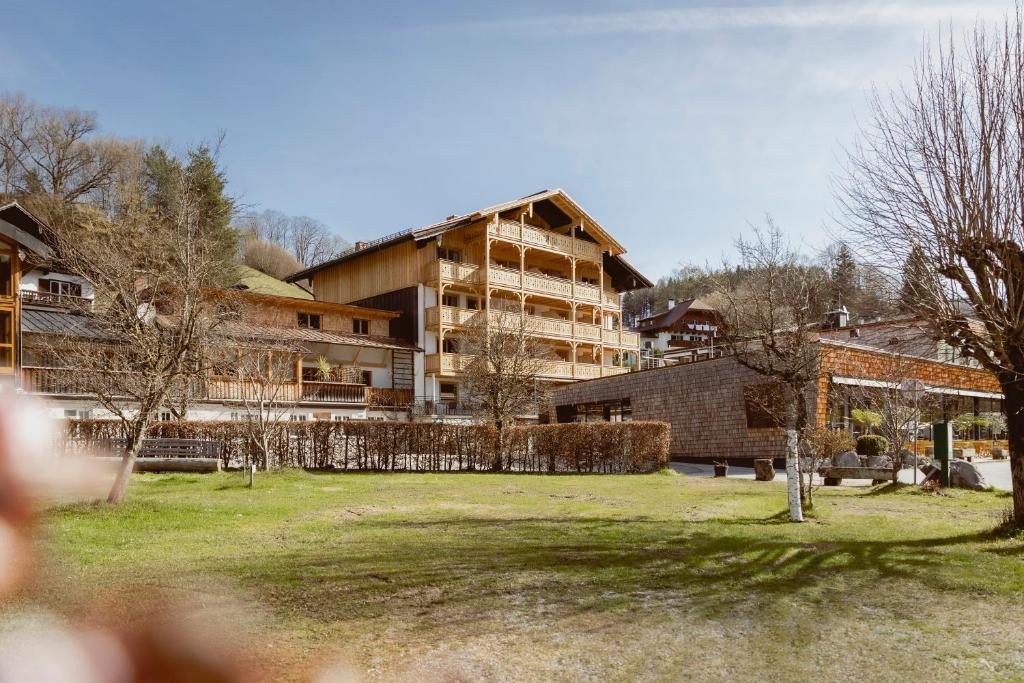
[842,345,935,484]
[213,332,304,472]
[0,92,138,203]
[712,220,831,522]
[459,308,552,470]
[838,9,1024,523]
[237,210,349,269]
[38,152,233,504]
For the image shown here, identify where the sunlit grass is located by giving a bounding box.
[39,470,1024,682]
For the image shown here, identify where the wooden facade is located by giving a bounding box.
[294,190,649,393]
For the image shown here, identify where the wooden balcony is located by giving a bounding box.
[601,328,640,347]
[424,305,483,327]
[367,387,413,407]
[20,291,93,310]
[425,354,632,380]
[300,381,366,404]
[433,259,481,285]
[22,366,94,395]
[488,219,603,262]
[23,366,413,408]
[488,267,611,305]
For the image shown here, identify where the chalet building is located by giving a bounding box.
[549,317,1003,463]
[2,202,419,421]
[634,297,722,366]
[287,189,652,409]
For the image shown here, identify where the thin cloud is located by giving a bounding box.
[426,3,1009,36]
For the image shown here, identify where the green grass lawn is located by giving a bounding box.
[34,470,1024,682]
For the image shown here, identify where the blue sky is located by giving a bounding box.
[1,1,1010,280]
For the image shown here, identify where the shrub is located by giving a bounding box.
[856,434,890,456]
[62,420,670,474]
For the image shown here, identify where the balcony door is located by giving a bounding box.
[0,244,17,375]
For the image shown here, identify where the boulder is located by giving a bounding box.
[950,460,988,491]
[833,451,862,468]
[866,455,893,469]
[900,449,917,468]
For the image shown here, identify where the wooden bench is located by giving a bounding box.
[818,466,895,486]
[99,438,221,473]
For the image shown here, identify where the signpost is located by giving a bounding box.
[933,420,953,487]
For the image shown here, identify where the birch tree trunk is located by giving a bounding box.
[107,422,147,504]
[785,429,804,522]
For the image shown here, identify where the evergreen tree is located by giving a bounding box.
[143,144,238,281]
[899,244,932,313]
[827,242,857,309]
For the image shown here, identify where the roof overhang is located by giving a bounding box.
[831,375,1003,400]
[287,189,638,282]
[0,202,52,259]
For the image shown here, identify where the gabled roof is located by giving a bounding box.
[233,265,314,300]
[287,189,639,283]
[0,201,52,258]
[636,298,717,331]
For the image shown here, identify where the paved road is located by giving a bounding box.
[670,459,1012,491]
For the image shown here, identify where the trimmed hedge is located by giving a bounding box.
[856,435,891,457]
[63,420,670,474]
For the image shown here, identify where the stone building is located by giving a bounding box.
[549,324,1003,463]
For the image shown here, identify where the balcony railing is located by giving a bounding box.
[20,291,93,310]
[424,354,631,380]
[488,219,603,262]
[301,381,366,404]
[22,366,415,408]
[433,259,481,285]
[21,366,94,395]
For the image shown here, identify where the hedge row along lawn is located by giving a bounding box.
[35,471,1024,682]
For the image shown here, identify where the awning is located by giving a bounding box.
[831,375,1003,401]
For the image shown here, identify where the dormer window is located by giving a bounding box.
[352,318,369,335]
[298,312,321,330]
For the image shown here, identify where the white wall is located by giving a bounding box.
[20,269,94,298]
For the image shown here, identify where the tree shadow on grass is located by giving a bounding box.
[207,511,1016,627]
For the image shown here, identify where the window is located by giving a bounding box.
[442,294,459,308]
[158,411,173,422]
[352,318,369,335]
[361,370,372,386]
[0,252,11,298]
[298,312,321,330]
[744,384,785,429]
[439,382,458,400]
[442,338,458,353]
[466,298,479,310]
[290,414,309,422]
[63,409,92,420]
[0,310,12,371]
[45,279,82,297]
[438,248,461,263]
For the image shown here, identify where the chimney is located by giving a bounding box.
[667,299,676,311]
[824,306,850,329]
[355,241,368,250]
